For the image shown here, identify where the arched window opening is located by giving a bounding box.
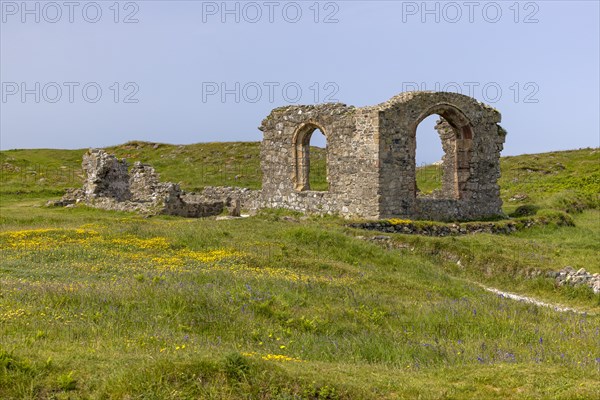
[415,115,445,196]
[294,124,329,192]
[413,106,473,200]
[308,129,328,191]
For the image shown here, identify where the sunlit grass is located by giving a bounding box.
[0,146,599,398]
[1,209,599,398]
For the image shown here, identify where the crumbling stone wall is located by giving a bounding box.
[259,91,506,221]
[56,150,228,217]
[82,149,131,201]
[434,119,459,199]
[259,103,381,219]
[190,186,260,211]
[129,161,161,202]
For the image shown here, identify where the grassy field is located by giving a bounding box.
[1,143,599,399]
[0,141,331,194]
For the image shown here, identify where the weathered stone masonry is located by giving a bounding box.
[259,91,506,221]
[57,91,506,221]
[57,149,239,217]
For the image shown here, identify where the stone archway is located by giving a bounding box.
[411,104,474,200]
[292,122,329,191]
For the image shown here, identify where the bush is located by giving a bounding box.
[536,209,575,227]
[509,204,539,217]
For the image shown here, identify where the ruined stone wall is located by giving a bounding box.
[259,104,380,219]
[129,162,161,202]
[362,91,505,220]
[82,149,130,201]
[195,186,261,211]
[259,91,506,221]
[435,119,459,198]
[58,150,228,218]
[58,91,506,222]
[183,186,261,217]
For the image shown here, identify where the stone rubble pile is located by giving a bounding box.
[547,267,600,294]
[49,149,255,218]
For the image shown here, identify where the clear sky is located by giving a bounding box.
[1,0,599,164]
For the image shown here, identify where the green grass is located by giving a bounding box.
[378,210,599,309]
[308,146,329,191]
[0,144,599,399]
[499,149,600,210]
[4,143,597,214]
[415,164,443,194]
[0,141,264,194]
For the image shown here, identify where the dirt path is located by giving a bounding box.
[482,285,595,315]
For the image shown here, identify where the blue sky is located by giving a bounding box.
[1,0,599,164]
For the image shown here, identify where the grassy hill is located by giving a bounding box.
[1,141,598,211]
[0,141,264,194]
[0,144,599,399]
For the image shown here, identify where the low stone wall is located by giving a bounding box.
[192,186,261,212]
[411,192,503,222]
[168,199,224,218]
[259,190,351,216]
[348,214,573,236]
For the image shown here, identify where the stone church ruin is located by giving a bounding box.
[260,91,506,220]
[56,91,506,221]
